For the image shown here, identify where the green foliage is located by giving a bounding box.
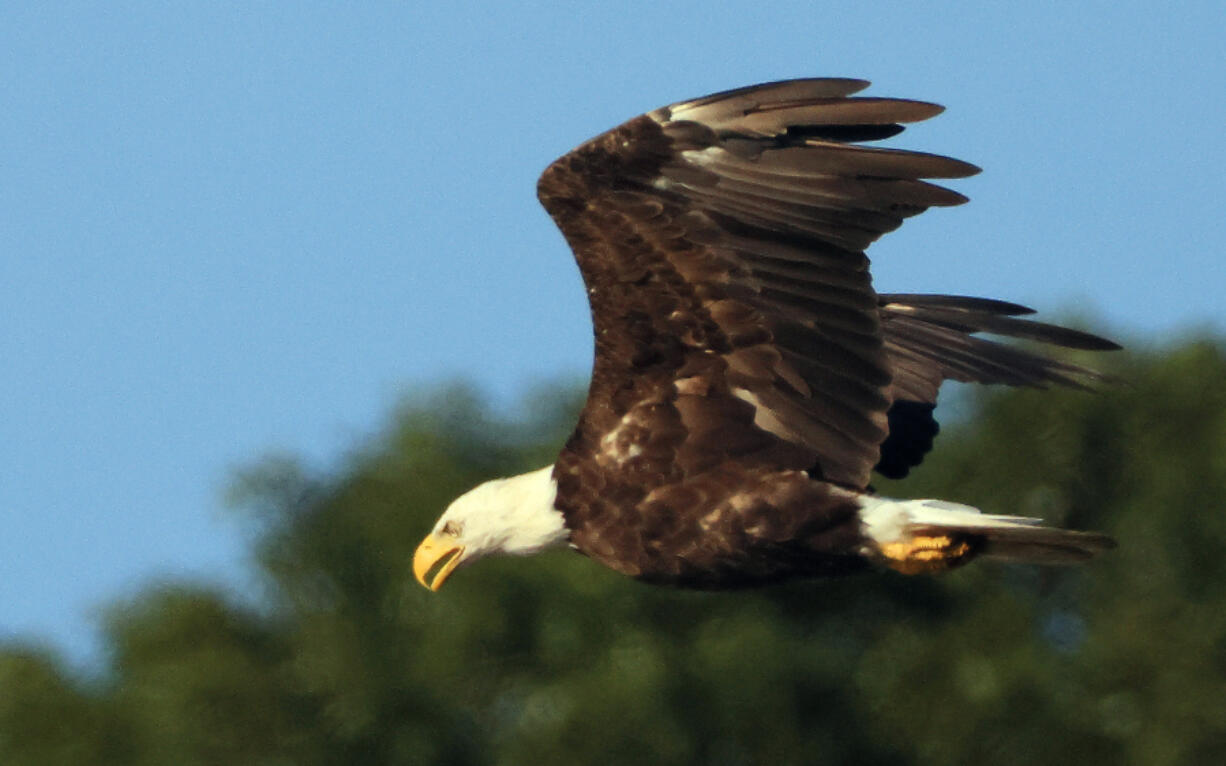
[3,343,1226,765]
[0,649,130,766]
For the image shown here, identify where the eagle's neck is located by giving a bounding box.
[469,465,567,557]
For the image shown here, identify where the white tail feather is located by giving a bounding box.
[859,496,1115,566]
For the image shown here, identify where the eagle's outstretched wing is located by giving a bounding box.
[537,78,1115,494]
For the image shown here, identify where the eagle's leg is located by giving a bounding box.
[875,534,977,575]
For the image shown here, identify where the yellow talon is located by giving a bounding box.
[878,534,975,575]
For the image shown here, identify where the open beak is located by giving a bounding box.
[413,534,465,591]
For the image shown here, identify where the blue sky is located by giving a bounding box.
[2,2,1223,665]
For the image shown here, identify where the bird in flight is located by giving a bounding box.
[414,78,1117,591]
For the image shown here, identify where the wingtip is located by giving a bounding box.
[945,158,983,178]
[892,99,946,122]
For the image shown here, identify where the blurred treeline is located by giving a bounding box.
[3,337,1226,765]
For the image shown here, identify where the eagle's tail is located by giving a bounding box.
[858,496,1115,575]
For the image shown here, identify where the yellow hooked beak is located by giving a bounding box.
[413,534,465,591]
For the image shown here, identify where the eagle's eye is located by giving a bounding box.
[441,520,463,537]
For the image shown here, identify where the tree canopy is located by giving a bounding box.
[3,339,1225,765]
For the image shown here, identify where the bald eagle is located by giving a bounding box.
[414,78,1117,591]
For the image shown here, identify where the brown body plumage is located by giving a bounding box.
[414,79,1117,592]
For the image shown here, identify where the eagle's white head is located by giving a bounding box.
[412,464,568,591]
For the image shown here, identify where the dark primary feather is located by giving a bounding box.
[534,79,1117,586]
[871,294,1118,478]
